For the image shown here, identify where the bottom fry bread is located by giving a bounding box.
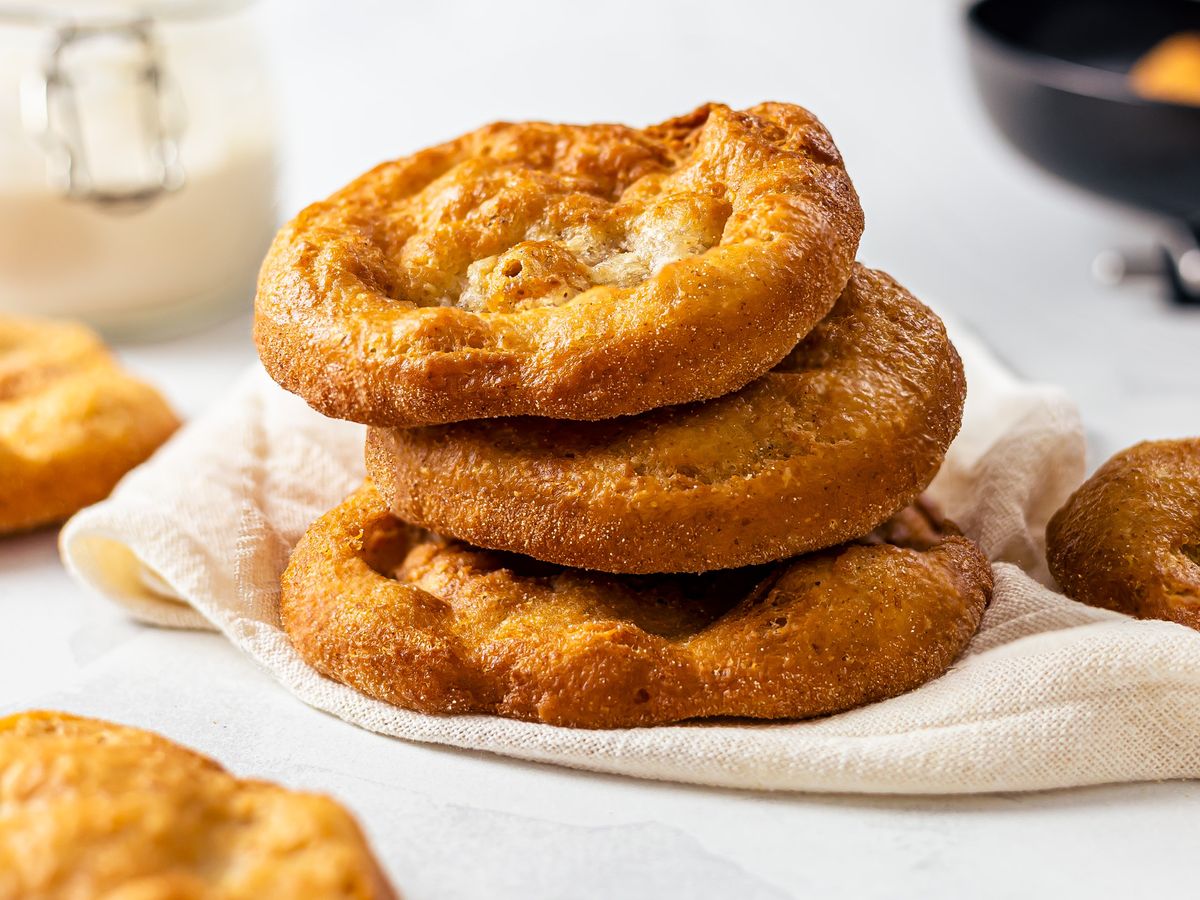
[282,484,993,729]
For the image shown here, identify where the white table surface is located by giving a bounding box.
[4,1,1200,896]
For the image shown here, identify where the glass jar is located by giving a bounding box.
[0,0,278,337]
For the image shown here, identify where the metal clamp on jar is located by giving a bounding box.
[26,16,187,208]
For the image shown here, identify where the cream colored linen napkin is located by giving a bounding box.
[60,330,1200,793]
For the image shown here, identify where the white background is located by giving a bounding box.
[4,1,1200,897]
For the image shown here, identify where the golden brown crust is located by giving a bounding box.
[0,316,180,534]
[255,102,863,426]
[1047,438,1200,630]
[280,484,993,730]
[0,710,396,899]
[366,265,965,574]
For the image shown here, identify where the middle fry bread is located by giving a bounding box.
[368,265,965,574]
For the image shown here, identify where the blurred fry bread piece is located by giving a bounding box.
[1130,32,1200,106]
[0,710,397,898]
[0,315,179,534]
[1047,437,1200,630]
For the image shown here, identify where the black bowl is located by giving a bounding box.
[966,0,1200,301]
[966,0,1200,220]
